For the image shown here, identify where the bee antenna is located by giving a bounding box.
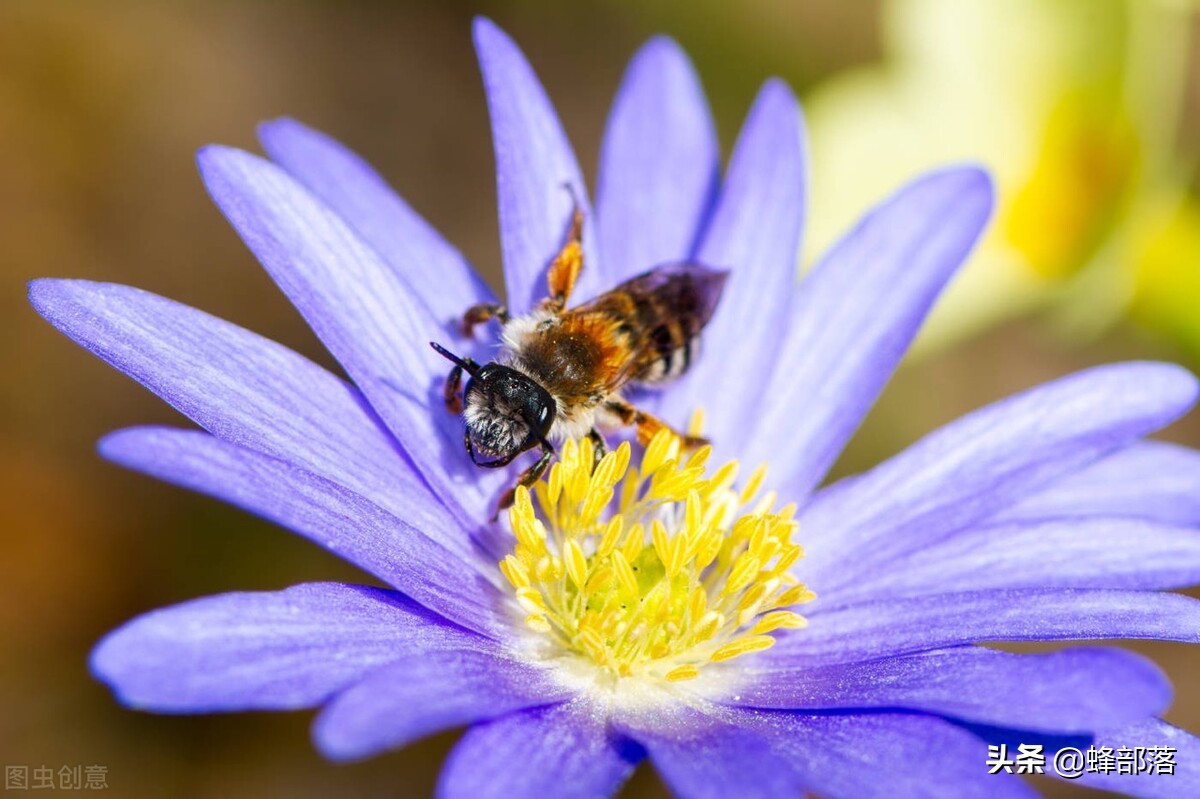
[559,181,580,206]
[429,341,481,376]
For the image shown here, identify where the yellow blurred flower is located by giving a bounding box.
[805,0,1197,352]
[1130,195,1200,351]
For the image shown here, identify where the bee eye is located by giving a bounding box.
[538,406,549,422]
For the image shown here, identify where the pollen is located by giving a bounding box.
[500,429,815,683]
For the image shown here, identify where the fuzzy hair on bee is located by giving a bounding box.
[432,205,727,513]
[461,392,529,460]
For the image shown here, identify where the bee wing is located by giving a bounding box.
[589,263,729,389]
[610,263,728,330]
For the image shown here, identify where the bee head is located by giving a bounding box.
[431,343,557,467]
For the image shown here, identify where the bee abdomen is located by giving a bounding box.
[572,263,727,391]
[639,333,698,385]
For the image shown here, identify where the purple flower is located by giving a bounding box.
[28,17,1200,798]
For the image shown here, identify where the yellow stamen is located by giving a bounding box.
[499,555,530,589]
[501,430,815,682]
[710,634,776,662]
[666,664,700,682]
[750,610,808,634]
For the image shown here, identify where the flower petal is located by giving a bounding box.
[739,166,994,494]
[91,582,488,712]
[624,707,804,799]
[313,648,570,761]
[473,17,598,312]
[100,427,507,637]
[774,588,1200,665]
[762,711,1039,799]
[26,279,445,531]
[595,37,719,282]
[197,145,502,525]
[730,646,1170,734]
[798,362,1199,593]
[998,441,1200,526]
[437,700,641,799]
[258,117,496,323]
[841,517,1200,602]
[634,704,1035,799]
[652,80,807,442]
[1075,719,1200,797]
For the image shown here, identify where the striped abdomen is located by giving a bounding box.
[575,263,728,388]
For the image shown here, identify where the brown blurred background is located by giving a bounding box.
[4,1,1200,796]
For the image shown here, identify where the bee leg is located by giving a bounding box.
[544,202,584,312]
[587,428,607,467]
[461,303,509,338]
[603,399,709,450]
[494,440,556,517]
[443,364,465,415]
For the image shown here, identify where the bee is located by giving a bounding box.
[431,205,727,511]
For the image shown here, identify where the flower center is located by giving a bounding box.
[500,427,815,683]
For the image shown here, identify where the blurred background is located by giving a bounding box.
[5,0,1200,796]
